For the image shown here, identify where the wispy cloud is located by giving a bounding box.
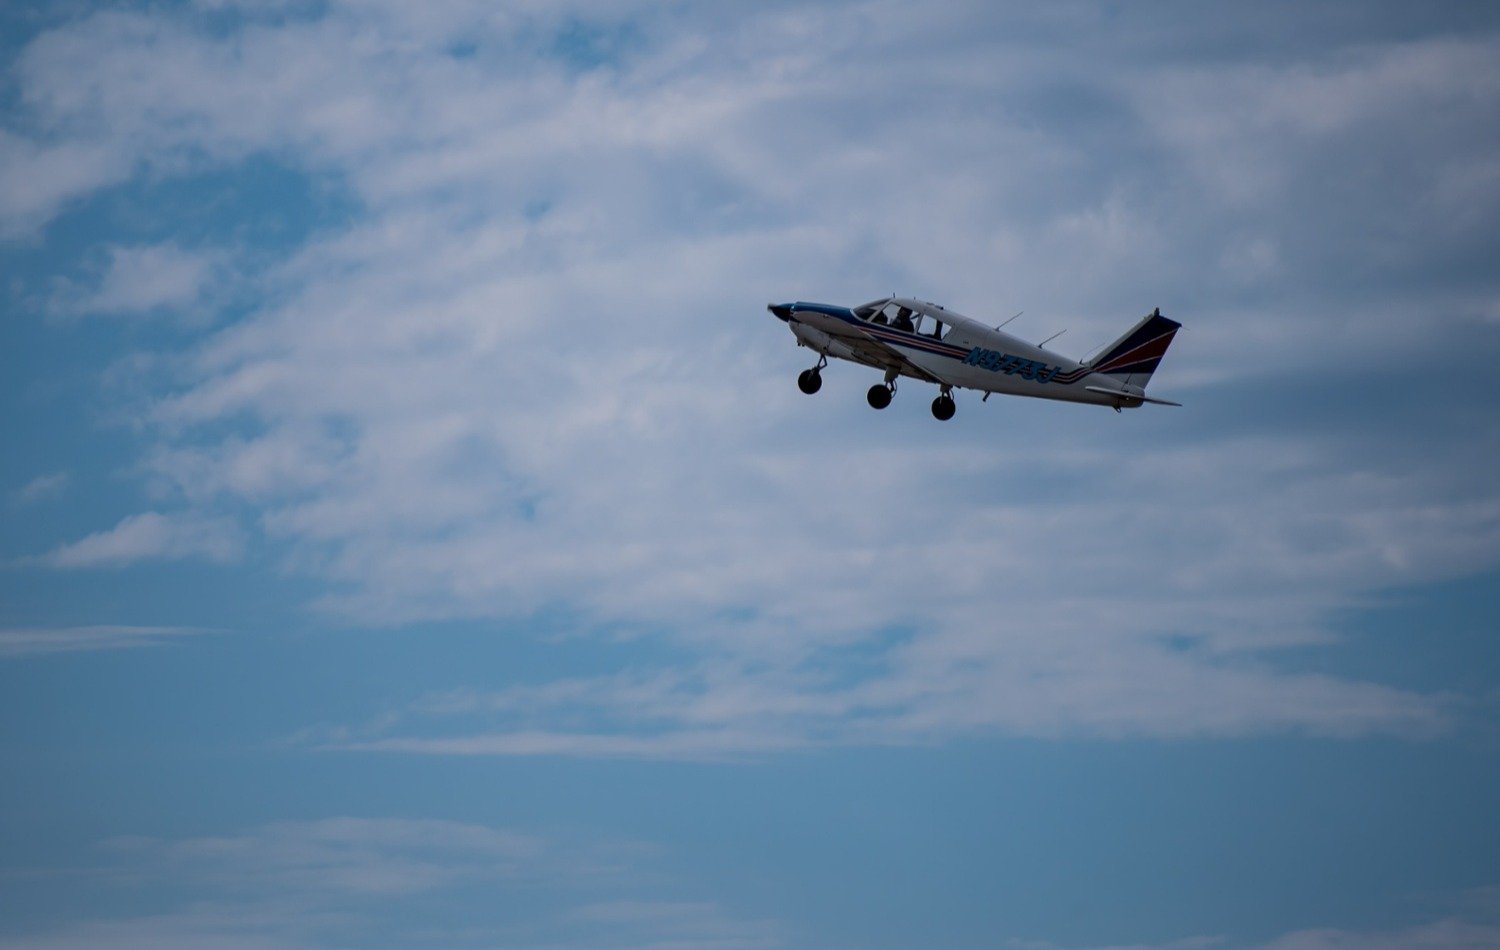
[1010,913,1500,950]
[1008,938,1225,950]
[309,643,1449,762]
[0,817,778,949]
[0,129,131,240]
[33,512,242,568]
[568,899,781,949]
[11,471,69,505]
[49,243,225,321]
[110,817,546,897]
[0,624,207,658]
[1261,918,1500,950]
[3,815,1494,949]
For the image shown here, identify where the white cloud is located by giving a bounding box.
[0,129,132,240]
[51,243,223,319]
[1130,36,1500,204]
[36,511,243,568]
[0,624,206,658]
[11,471,69,505]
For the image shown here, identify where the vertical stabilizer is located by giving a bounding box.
[1086,308,1181,391]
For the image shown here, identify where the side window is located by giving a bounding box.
[890,306,915,332]
[929,320,947,340]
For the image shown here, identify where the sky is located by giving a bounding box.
[2,1,1499,947]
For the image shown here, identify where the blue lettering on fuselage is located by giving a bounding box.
[964,347,1061,383]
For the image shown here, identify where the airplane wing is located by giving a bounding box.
[839,328,945,382]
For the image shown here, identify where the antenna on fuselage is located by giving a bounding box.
[994,311,1023,331]
[1039,329,1067,349]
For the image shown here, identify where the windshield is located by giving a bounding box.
[852,298,955,339]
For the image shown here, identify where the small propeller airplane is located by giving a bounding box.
[766,297,1181,419]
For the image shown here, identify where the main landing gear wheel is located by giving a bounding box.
[867,384,893,410]
[931,393,956,421]
[797,368,822,394]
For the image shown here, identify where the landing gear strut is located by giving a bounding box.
[797,355,827,395]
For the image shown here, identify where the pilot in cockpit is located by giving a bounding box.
[892,307,915,332]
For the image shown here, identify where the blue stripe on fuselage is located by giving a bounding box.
[793,302,857,320]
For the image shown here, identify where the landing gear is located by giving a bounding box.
[797,355,827,394]
[867,383,893,410]
[931,390,956,421]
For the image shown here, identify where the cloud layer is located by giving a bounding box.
[5,2,1499,752]
[5,817,1495,949]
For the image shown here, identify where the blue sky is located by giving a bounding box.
[3,2,1499,947]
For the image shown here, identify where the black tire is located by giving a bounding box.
[867,384,892,410]
[931,394,956,420]
[798,369,822,394]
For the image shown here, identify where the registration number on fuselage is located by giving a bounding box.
[963,347,1061,383]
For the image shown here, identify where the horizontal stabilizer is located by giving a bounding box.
[1084,385,1181,407]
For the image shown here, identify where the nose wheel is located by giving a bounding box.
[797,355,827,394]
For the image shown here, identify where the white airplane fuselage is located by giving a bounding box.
[768,297,1181,417]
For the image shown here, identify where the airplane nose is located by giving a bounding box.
[767,303,793,321]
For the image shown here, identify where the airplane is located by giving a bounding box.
[765,296,1181,419]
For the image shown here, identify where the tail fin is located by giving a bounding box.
[1086,308,1181,391]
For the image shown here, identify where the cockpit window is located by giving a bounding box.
[858,297,888,322]
[908,311,948,339]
